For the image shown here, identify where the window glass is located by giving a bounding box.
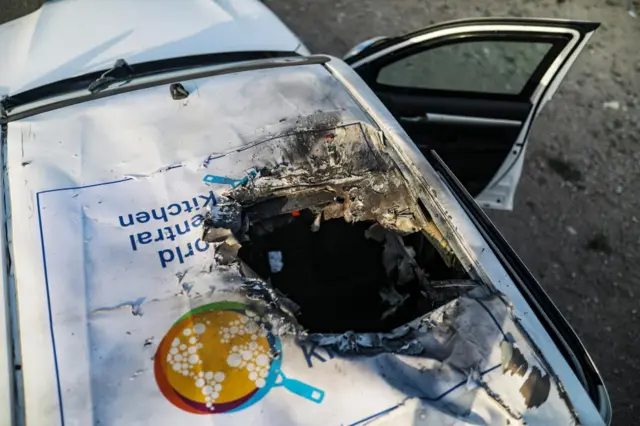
[377,40,553,95]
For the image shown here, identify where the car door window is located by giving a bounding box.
[348,19,597,208]
[377,40,553,95]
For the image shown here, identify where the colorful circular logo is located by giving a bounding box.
[154,302,276,413]
[155,301,325,415]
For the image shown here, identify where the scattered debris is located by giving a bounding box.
[240,279,300,336]
[268,251,283,273]
[203,226,233,243]
[234,212,470,333]
[203,197,243,235]
[196,120,472,340]
[143,337,154,348]
[175,270,187,283]
[629,0,637,18]
[603,100,621,110]
[181,282,194,296]
[310,213,322,232]
[308,328,422,355]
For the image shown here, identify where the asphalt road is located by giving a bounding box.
[2,0,639,423]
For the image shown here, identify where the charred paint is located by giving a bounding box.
[198,111,471,344]
[501,340,551,409]
[519,366,551,409]
[500,340,529,377]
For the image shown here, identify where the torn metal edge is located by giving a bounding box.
[197,119,475,355]
[323,58,604,425]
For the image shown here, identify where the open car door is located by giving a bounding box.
[345,18,598,210]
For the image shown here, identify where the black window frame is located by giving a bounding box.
[355,32,571,103]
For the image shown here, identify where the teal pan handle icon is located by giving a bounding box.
[203,170,258,189]
[274,370,325,404]
[203,174,240,187]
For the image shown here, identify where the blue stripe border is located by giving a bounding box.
[36,178,131,426]
[35,178,508,426]
[347,298,508,425]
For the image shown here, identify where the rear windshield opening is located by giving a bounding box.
[202,122,479,335]
[236,209,470,333]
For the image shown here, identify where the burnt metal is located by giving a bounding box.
[237,211,467,333]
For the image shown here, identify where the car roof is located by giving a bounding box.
[0,0,301,97]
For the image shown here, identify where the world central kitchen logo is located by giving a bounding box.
[116,190,217,269]
[114,171,258,269]
[155,302,325,414]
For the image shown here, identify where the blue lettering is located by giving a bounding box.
[198,191,217,208]
[175,221,191,236]
[154,228,165,242]
[182,201,193,213]
[301,343,326,368]
[136,211,150,223]
[119,214,134,227]
[159,249,174,268]
[152,207,169,223]
[195,238,210,252]
[138,231,152,245]
[323,347,335,360]
[191,214,204,227]
[164,227,176,241]
[168,204,181,216]
[129,234,137,251]
[184,242,194,258]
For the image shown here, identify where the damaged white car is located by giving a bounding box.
[0,1,611,425]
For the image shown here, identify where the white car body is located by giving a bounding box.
[0,1,610,426]
[0,0,308,96]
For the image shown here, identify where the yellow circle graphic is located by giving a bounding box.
[156,304,272,413]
